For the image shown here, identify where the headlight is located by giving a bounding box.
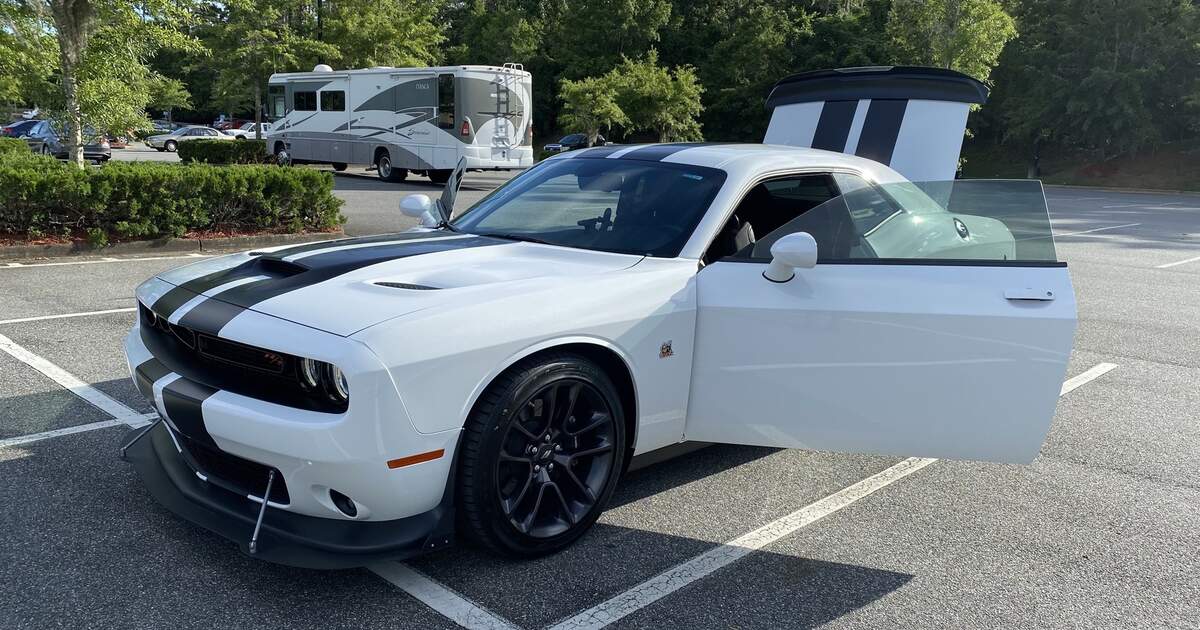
[298,357,349,403]
[328,365,349,401]
[299,357,321,389]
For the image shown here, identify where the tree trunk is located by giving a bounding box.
[49,0,93,168]
[254,81,262,141]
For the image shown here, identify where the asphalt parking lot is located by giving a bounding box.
[1,180,1198,629]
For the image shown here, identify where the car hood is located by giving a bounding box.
[151,232,643,336]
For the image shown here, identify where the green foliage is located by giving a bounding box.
[545,0,673,80]
[0,154,343,241]
[177,139,270,164]
[325,0,444,68]
[443,0,542,65]
[559,76,629,146]
[609,51,704,142]
[0,137,30,156]
[886,0,1017,81]
[991,0,1200,157]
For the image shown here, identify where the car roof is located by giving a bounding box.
[546,142,908,185]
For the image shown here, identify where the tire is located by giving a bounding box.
[428,169,452,184]
[164,140,177,152]
[457,352,626,557]
[154,148,165,152]
[332,162,348,172]
[376,152,407,182]
[274,144,291,167]
[40,144,51,156]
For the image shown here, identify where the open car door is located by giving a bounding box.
[684,178,1076,464]
[437,156,468,221]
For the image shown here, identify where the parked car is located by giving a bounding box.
[2,119,42,138]
[151,119,179,133]
[226,122,272,140]
[23,121,111,162]
[543,133,605,153]
[145,126,233,152]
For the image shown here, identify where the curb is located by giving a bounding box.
[0,231,345,262]
[1043,183,1200,195]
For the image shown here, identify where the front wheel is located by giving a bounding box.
[332,162,347,172]
[457,353,626,557]
[376,152,407,182]
[274,144,291,167]
[164,140,177,152]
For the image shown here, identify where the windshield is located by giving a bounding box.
[452,158,727,257]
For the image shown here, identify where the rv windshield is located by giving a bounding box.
[452,158,727,257]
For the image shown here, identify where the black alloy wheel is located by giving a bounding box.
[458,353,625,557]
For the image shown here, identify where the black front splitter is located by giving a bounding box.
[121,422,455,570]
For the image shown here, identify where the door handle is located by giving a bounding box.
[1005,288,1056,301]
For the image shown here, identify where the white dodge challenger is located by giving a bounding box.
[120,69,1077,569]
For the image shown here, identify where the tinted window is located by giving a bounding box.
[437,74,455,130]
[320,90,345,111]
[561,134,584,144]
[453,158,727,257]
[294,91,317,111]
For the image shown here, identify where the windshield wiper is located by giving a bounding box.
[477,232,554,246]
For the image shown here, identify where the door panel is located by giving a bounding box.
[685,261,1076,463]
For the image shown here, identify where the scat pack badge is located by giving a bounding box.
[659,340,674,359]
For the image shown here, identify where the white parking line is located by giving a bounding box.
[370,562,521,630]
[0,332,146,424]
[1055,223,1141,238]
[0,414,156,450]
[0,253,207,269]
[1156,254,1200,269]
[0,307,137,326]
[549,362,1119,630]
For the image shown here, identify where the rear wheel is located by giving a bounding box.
[332,162,348,172]
[428,169,452,184]
[457,353,625,557]
[40,144,51,156]
[376,152,407,182]
[164,140,177,152]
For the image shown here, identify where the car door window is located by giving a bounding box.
[705,173,840,262]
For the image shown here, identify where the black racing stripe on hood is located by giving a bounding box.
[177,235,505,336]
[151,232,462,318]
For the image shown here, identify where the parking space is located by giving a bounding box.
[1,185,1198,629]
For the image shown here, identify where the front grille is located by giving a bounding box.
[177,431,290,504]
[139,302,347,413]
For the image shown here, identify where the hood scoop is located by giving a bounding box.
[374,281,441,291]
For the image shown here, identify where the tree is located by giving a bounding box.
[992,0,1200,158]
[558,75,628,146]
[886,0,1017,82]
[210,0,336,141]
[322,0,443,68]
[545,0,672,80]
[147,77,191,123]
[442,0,542,66]
[609,51,704,142]
[1,0,202,165]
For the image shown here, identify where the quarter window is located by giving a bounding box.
[320,90,345,112]
[293,91,317,111]
[268,85,286,118]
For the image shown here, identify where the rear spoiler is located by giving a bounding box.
[763,66,988,182]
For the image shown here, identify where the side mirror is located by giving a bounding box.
[763,232,818,283]
[400,193,440,228]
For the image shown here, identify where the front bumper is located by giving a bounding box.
[122,422,455,569]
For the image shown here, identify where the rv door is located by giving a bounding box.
[437,157,467,220]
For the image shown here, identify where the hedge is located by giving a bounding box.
[178,138,271,164]
[0,155,343,246]
[0,136,29,156]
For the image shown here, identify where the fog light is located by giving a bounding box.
[329,489,357,517]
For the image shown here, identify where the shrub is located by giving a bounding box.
[0,136,30,156]
[177,138,270,164]
[0,156,343,241]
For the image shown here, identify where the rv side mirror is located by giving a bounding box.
[763,232,818,283]
[400,194,440,228]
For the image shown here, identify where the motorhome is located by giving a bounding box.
[265,64,533,183]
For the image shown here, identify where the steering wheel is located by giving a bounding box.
[577,208,614,232]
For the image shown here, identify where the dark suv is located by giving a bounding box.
[543,133,607,153]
